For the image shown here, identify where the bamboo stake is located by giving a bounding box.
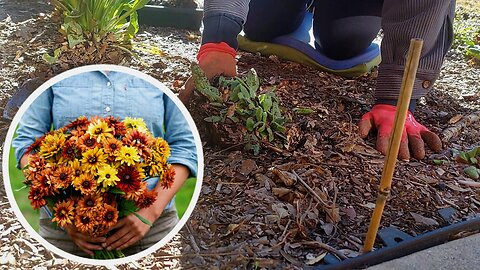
[363,39,424,252]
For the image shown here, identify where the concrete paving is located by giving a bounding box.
[369,233,480,270]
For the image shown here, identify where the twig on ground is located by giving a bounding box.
[300,241,348,260]
[441,112,480,142]
[292,170,330,208]
[186,221,201,253]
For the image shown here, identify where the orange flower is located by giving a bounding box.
[60,139,79,161]
[103,137,122,157]
[106,116,126,136]
[39,132,66,159]
[77,194,103,213]
[52,200,74,227]
[161,164,176,189]
[73,174,98,195]
[123,130,154,159]
[100,204,118,229]
[32,169,57,196]
[135,189,157,209]
[124,181,147,201]
[75,212,96,234]
[28,187,46,210]
[51,166,74,189]
[77,134,100,151]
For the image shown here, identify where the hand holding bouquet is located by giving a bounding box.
[23,116,175,259]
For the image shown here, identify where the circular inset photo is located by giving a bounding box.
[2,64,203,266]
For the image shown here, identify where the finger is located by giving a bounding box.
[111,216,127,230]
[117,235,140,251]
[77,245,94,257]
[77,239,104,252]
[178,77,194,105]
[398,134,411,161]
[358,113,374,138]
[408,134,425,160]
[86,236,107,243]
[103,225,130,248]
[107,233,136,251]
[420,130,442,152]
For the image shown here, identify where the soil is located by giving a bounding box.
[0,1,479,269]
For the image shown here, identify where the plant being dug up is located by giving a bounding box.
[190,63,286,154]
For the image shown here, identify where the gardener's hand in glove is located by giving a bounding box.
[65,225,106,256]
[178,42,237,104]
[102,207,155,251]
[358,104,442,160]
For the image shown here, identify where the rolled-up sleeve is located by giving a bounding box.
[12,88,54,168]
[376,0,455,101]
[163,95,198,177]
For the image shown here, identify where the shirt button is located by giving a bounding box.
[422,80,431,89]
[107,82,112,87]
[105,106,111,112]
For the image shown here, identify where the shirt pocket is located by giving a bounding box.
[51,85,103,127]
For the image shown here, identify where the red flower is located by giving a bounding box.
[116,165,142,193]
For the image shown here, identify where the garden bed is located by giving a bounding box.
[0,0,479,269]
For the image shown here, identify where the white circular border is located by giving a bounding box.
[2,64,204,266]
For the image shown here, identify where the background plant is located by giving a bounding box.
[192,64,286,154]
[45,0,149,63]
[453,4,480,64]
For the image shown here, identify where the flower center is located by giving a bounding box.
[110,143,117,150]
[124,174,131,181]
[94,128,103,135]
[105,174,110,179]
[105,212,114,221]
[86,199,94,207]
[59,173,67,180]
[85,138,95,147]
[88,156,97,163]
[125,153,130,157]
[82,180,91,188]
[67,148,74,154]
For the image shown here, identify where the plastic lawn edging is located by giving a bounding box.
[138,5,203,30]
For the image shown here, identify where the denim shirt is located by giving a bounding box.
[12,71,198,213]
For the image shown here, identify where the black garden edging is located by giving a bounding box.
[314,216,480,270]
[137,5,203,30]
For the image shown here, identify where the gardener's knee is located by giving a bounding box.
[314,16,381,60]
[244,0,310,42]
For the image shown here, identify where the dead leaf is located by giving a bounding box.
[446,183,471,192]
[321,223,334,235]
[325,207,341,223]
[448,114,462,124]
[410,212,439,226]
[345,207,357,219]
[272,187,292,198]
[239,159,257,176]
[271,168,297,186]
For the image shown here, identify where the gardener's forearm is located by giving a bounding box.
[146,164,190,221]
[376,0,455,102]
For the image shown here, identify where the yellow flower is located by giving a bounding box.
[52,200,75,227]
[81,147,107,173]
[39,132,66,159]
[97,165,120,190]
[86,119,113,142]
[115,146,140,166]
[123,117,149,134]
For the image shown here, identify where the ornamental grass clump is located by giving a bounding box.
[23,116,174,259]
[45,0,149,65]
[191,63,286,154]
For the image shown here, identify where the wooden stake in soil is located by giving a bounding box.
[363,39,424,252]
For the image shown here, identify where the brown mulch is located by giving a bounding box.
[0,2,479,269]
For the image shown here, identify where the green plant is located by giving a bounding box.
[452,147,480,179]
[453,9,480,63]
[191,63,286,154]
[45,0,149,63]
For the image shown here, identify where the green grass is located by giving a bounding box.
[8,143,196,232]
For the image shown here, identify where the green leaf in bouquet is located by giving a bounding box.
[110,187,125,195]
[118,199,138,217]
[14,185,28,192]
[133,212,153,227]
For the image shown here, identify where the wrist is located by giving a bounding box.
[375,99,417,112]
[197,42,237,63]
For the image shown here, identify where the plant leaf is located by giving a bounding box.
[133,212,152,226]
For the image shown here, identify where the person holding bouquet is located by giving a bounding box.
[12,70,198,258]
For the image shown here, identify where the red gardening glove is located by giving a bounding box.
[178,42,237,104]
[358,104,442,160]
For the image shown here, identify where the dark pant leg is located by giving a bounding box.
[313,0,383,60]
[244,0,311,42]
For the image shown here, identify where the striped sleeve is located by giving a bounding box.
[204,0,250,21]
[375,0,455,101]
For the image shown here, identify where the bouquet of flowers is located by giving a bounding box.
[23,116,175,259]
